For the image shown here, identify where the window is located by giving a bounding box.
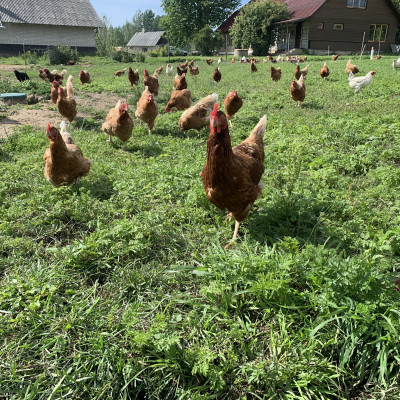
[333,24,344,30]
[317,22,324,29]
[369,24,388,42]
[347,0,367,8]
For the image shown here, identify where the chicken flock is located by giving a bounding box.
[12,52,385,248]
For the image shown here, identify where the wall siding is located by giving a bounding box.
[0,23,97,47]
[309,0,398,51]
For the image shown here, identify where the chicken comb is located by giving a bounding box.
[46,123,51,132]
[211,103,219,118]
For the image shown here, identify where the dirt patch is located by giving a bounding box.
[0,92,123,138]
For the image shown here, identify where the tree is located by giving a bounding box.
[193,26,224,55]
[161,0,241,47]
[230,0,289,56]
[142,10,156,31]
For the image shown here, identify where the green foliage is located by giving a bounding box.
[110,50,135,63]
[161,0,241,46]
[193,25,224,56]
[135,52,146,62]
[45,45,78,65]
[1,55,400,399]
[231,0,290,55]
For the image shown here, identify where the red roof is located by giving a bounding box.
[277,0,327,23]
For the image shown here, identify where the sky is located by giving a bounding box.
[90,0,247,27]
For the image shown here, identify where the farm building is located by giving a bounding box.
[0,0,104,56]
[218,0,400,54]
[126,30,167,53]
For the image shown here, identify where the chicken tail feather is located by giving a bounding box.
[249,115,267,141]
[66,75,74,97]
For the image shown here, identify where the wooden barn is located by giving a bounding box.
[0,0,104,56]
[218,0,400,54]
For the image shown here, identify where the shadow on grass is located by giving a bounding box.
[246,195,349,252]
[0,148,14,162]
[81,173,114,201]
[125,142,163,158]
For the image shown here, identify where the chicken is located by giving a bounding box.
[294,64,301,80]
[268,55,276,63]
[14,69,29,82]
[290,74,306,107]
[173,73,187,90]
[176,65,187,76]
[154,66,163,75]
[320,62,330,79]
[200,104,266,249]
[102,101,134,150]
[44,124,91,186]
[143,69,159,96]
[38,69,48,81]
[179,61,189,68]
[179,93,218,131]
[44,68,66,83]
[166,64,174,76]
[135,86,158,134]
[79,70,91,84]
[270,66,282,82]
[114,68,127,77]
[56,87,77,122]
[231,58,235,63]
[188,60,195,67]
[263,58,268,64]
[300,64,309,79]
[59,121,74,144]
[206,58,213,65]
[128,67,139,86]
[212,67,221,82]
[66,59,76,65]
[392,58,400,69]
[189,65,199,76]
[345,59,359,75]
[224,90,243,127]
[51,75,73,104]
[332,54,339,61]
[348,71,376,94]
[250,61,257,73]
[218,56,223,64]
[165,89,192,112]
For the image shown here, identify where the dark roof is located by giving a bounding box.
[0,0,104,27]
[127,31,166,47]
[277,0,327,24]
[217,0,256,32]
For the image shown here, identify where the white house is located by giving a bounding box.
[0,0,104,55]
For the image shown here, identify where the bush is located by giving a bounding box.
[110,50,135,63]
[46,45,78,65]
[25,51,41,65]
[135,52,146,63]
[193,26,223,56]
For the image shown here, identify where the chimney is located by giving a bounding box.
[142,28,146,33]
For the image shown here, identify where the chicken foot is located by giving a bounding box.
[225,220,240,250]
[108,135,112,143]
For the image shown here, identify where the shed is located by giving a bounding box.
[0,0,104,56]
[126,30,167,53]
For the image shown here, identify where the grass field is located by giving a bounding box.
[1,54,400,399]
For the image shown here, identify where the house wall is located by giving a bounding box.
[0,23,97,53]
[127,45,160,53]
[309,0,398,52]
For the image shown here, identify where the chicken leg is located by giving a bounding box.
[225,221,240,249]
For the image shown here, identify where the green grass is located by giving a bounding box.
[1,54,400,399]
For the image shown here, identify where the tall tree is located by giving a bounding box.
[142,10,155,31]
[161,0,241,46]
[230,0,289,55]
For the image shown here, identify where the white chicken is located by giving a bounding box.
[348,71,376,93]
[166,64,174,76]
[392,58,400,69]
